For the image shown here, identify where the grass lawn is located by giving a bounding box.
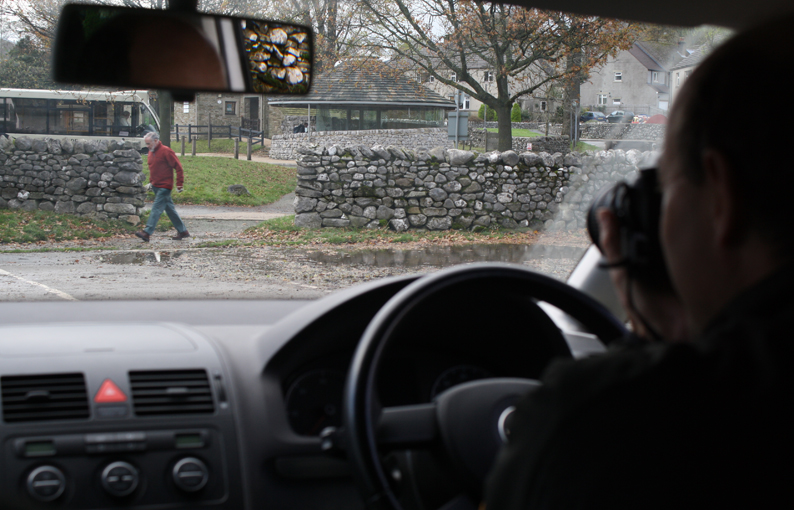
[575,141,600,151]
[169,138,268,155]
[141,155,296,206]
[486,128,544,137]
[0,209,140,244]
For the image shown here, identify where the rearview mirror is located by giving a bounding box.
[53,5,313,94]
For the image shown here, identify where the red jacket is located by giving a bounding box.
[147,141,184,190]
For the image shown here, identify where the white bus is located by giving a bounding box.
[0,88,160,142]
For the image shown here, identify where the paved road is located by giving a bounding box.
[0,188,585,302]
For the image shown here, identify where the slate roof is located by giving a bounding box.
[269,60,456,108]
[671,45,707,70]
[631,41,684,71]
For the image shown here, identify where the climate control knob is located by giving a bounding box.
[172,457,209,492]
[101,461,139,497]
[27,465,66,502]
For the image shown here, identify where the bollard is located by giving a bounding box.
[192,137,196,156]
[234,139,239,159]
[247,138,252,161]
[181,137,186,157]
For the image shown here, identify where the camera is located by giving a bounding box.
[586,168,671,288]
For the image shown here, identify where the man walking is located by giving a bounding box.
[135,132,190,242]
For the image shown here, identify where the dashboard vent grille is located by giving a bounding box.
[129,370,214,416]
[1,373,90,423]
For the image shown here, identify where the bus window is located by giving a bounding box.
[93,101,112,136]
[14,99,49,134]
[115,103,134,135]
[139,104,157,132]
[0,99,13,134]
[0,89,158,140]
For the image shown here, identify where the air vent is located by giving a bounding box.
[129,370,214,416]
[1,373,90,423]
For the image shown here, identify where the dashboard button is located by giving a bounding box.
[101,461,139,497]
[172,457,209,492]
[27,465,66,502]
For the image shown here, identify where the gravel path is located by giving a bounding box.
[143,193,295,222]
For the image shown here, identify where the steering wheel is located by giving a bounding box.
[343,263,628,510]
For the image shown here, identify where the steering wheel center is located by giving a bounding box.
[435,378,541,485]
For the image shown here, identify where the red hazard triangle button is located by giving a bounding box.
[94,379,127,403]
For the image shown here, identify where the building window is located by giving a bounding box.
[652,71,659,82]
[613,98,621,105]
[485,71,494,83]
[450,73,457,82]
[597,94,607,105]
[540,100,547,111]
[676,73,680,86]
[225,101,236,115]
[183,102,190,114]
[429,75,435,83]
[614,71,623,82]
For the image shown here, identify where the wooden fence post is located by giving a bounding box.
[188,124,192,141]
[234,139,239,159]
[247,138,252,161]
[208,124,212,152]
[192,137,196,156]
[175,124,179,142]
[181,137,185,157]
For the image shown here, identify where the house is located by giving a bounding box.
[580,41,686,115]
[412,54,559,119]
[670,46,708,105]
[173,93,269,137]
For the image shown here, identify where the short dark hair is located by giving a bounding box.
[672,15,794,249]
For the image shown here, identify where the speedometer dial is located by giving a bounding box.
[285,369,345,436]
[431,365,492,399]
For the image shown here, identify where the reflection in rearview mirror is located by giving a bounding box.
[53,5,312,94]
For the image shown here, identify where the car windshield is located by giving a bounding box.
[0,1,730,302]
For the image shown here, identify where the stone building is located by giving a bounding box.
[173,93,268,137]
[580,41,686,115]
[670,46,707,106]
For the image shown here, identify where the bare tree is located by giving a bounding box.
[360,0,637,151]
[262,0,372,72]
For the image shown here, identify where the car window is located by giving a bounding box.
[0,2,729,302]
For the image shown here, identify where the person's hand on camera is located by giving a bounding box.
[597,208,689,342]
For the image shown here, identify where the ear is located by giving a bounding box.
[702,149,741,247]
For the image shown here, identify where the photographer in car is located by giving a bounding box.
[486,15,794,509]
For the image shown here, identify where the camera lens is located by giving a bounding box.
[587,184,620,250]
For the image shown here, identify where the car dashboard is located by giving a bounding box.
[0,270,606,510]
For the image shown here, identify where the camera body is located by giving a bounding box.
[587,168,671,288]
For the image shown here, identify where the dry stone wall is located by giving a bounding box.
[293,144,651,232]
[579,123,665,140]
[474,121,563,135]
[0,136,146,224]
[467,130,570,154]
[270,128,453,160]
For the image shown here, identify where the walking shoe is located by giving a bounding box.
[134,231,150,242]
[172,230,190,240]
